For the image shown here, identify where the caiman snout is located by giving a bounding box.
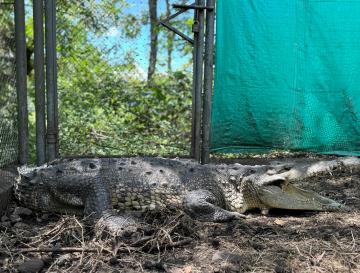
[257,175,347,212]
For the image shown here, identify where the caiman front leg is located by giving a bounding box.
[49,175,140,237]
[83,181,140,237]
[94,210,140,238]
[183,190,248,222]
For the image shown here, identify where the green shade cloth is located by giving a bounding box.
[211,0,360,156]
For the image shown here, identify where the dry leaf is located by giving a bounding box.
[274,219,287,226]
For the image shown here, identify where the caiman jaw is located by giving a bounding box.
[257,178,346,211]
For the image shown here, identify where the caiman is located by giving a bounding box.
[14,157,359,235]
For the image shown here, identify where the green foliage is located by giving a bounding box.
[58,54,192,156]
[122,14,142,38]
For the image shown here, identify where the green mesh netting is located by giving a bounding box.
[211,0,360,156]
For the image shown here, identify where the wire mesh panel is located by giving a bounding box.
[0,2,18,167]
[55,0,193,158]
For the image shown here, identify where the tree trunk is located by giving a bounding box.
[165,0,173,73]
[148,0,158,82]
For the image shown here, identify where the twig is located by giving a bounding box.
[14,247,98,254]
[150,237,193,251]
[14,238,192,255]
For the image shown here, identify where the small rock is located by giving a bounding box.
[143,261,165,271]
[54,242,62,249]
[41,255,52,266]
[18,259,44,273]
[13,222,29,229]
[1,215,9,222]
[210,239,220,249]
[212,250,243,264]
[41,213,49,220]
[274,219,287,226]
[249,241,264,251]
[13,207,33,216]
[9,238,18,244]
[164,266,190,273]
[1,221,11,228]
[56,254,72,267]
[9,214,21,223]
[274,258,290,273]
[109,257,119,265]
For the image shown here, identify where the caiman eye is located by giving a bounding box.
[89,163,97,169]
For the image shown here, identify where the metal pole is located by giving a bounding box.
[191,0,205,161]
[191,4,198,158]
[14,0,29,165]
[201,0,215,164]
[33,0,46,166]
[45,0,58,161]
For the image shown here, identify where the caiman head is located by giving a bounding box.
[15,164,85,215]
[226,171,347,214]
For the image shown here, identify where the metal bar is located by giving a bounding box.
[191,0,205,161]
[14,0,29,164]
[201,0,215,164]
[173,4,214,10]
[190,4,198,158]
[33,0,46,166]
[159,2,195,44]
[160,21,194,44]
[52,1,59,158]
[164,2,194,21]
[45,0,58,161]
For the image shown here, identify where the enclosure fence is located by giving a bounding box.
[1,0,209,166]
[0,2,18,167]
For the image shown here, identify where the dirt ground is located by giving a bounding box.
[0,155,359,273]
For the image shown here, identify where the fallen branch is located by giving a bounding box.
[166,238,192,248]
